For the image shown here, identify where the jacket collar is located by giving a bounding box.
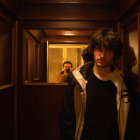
[70,62,94,92]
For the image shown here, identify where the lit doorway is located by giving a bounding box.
[47,43,88,83]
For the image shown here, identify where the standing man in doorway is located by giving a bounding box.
[56,61,73,83]
[59,28,132,140]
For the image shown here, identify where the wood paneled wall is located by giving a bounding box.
[19,84,67,140]
[120,5,140,93]
[23,30,46,83]
[0,8,16,140]
[0,87,14,140]
[120,4,140,140]
[119,0,139,16]
[17,4,119,21]
[0,13,13,85]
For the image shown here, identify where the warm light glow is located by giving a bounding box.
[63,33,74,36]
[63,31,75,36]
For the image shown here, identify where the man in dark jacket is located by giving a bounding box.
[59,28,134,140]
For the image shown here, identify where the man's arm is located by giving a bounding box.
[56,72,69,83]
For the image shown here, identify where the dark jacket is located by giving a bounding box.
[59,62,131,140]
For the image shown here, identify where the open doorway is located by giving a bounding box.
[47,43,88,83]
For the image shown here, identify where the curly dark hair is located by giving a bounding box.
[81,47,93,62]
[89,28,122,60]
[63,61,72,67]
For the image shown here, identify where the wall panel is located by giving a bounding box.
[0,86,14,140]
[19,84,67,140]
[0,16,13,85]
[120,6,140,140]
[0,8,16,140]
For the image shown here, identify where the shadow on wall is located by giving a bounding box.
[125,46,138,91]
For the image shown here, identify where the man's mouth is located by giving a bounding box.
[97,59,104,63]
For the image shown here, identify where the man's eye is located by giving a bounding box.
[97,48,102,51]
[95,47,102,50]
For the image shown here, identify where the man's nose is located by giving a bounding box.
[99,50,106,58]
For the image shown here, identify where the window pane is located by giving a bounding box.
[48,48,63,83]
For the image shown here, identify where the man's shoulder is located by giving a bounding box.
[68,62,94,92]
[77,61,94,78]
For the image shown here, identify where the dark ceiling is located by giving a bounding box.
[25,0,112,5]
[1,0,119,43]
[1,0,139,43]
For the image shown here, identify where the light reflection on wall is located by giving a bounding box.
[129,30,138,75]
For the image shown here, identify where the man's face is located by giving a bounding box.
[93,46,114,68]
[63,63,72,72]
